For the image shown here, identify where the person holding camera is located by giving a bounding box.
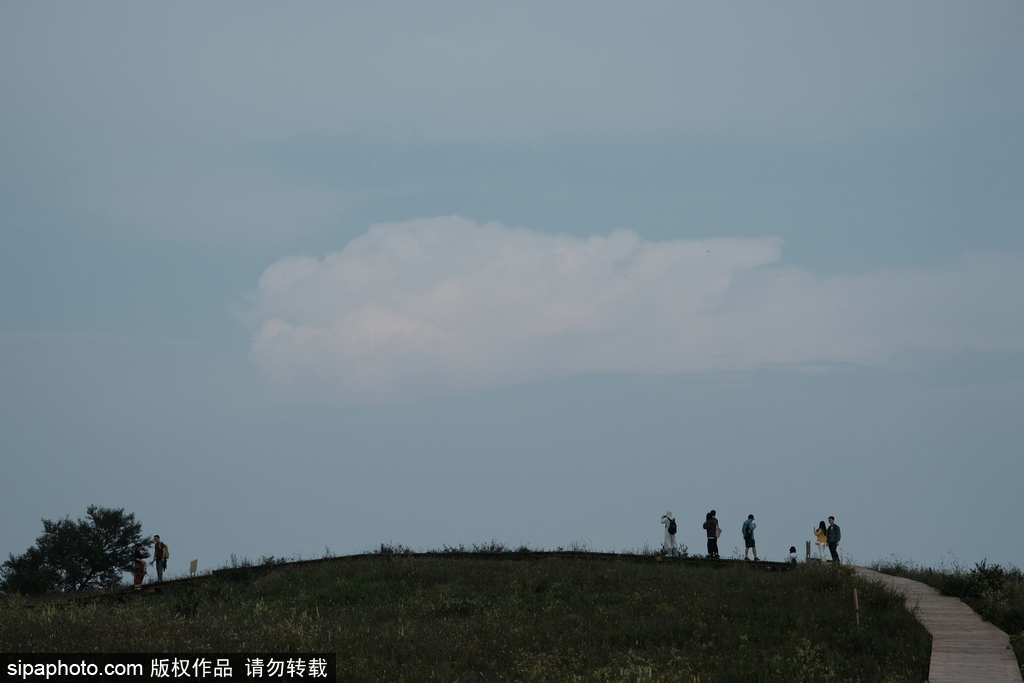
[661,512,680,557]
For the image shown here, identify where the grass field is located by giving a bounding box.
[0,549,931,682]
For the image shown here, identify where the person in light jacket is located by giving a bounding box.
[813,521,828,560]
[661,512,680,557]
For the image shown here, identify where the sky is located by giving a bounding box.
[2,2,1024,578]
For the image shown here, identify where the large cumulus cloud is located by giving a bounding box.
[242,217,1024,403]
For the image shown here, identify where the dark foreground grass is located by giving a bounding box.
[873,555,1024,678]
[1,553,929,682]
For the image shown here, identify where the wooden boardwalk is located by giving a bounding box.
[855,567,1022,683]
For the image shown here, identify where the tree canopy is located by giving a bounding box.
[1,505,148,595]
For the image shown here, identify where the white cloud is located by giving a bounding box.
[242,217,1024,403]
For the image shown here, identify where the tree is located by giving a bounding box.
[1,505,148,595]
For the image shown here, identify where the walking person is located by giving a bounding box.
[813,521,828,560]
[132,544,145,590]
[703,510,721,559]
[826,517,841,564]
[742,514,759,561]
[661,511,680,557]
[151,535,169,581]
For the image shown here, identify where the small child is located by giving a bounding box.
[787,546,798,564]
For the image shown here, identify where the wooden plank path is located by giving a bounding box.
[855,566,1022,683]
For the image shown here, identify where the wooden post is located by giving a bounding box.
[853,588,860,626]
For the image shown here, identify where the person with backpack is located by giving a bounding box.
[703,510,721,559]
[661,511,680,557]
[742,514,759,561]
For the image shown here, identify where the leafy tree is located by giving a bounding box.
[1,505,148,595]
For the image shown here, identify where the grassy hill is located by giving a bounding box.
[0,548,930,682]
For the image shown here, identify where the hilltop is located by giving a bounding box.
[0,549,930,682]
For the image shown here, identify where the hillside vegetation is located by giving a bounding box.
[0,549,930,682]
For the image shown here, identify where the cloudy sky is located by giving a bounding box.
[3,2,1023,576]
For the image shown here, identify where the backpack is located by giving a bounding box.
[668,518,677,535]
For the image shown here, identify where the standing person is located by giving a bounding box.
[787,546,798,564]
[661,512,680,557]
[813,521,828,560]
[826,517,841,564]
[132,544,145,590]
[742,514,759,561]
[703,510,721,559]
[151,535,169,581]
